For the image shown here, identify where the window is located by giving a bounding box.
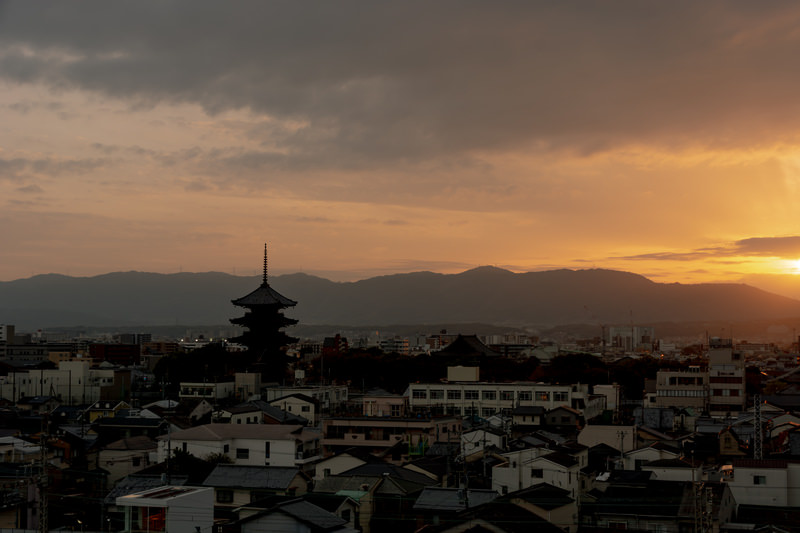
[217,490,233,503]
[518,391,531,401]
[301,405,310,412]
[482,408,495,417]
[182,443,187,453]
[430,389,444,400]
[224,444,230,453]
[531,468,543,478]
[391,405,401,417]
[264,442,271,459]
[132,457,141,467]
[465,390,479,400]
[554,392,568,402]
[500,391,514,401]
[537,392,550,401]
[412,389,427,399]
[561,416,571,423]
[236,448,249,460]
[323,468,331,477]
[754,475,766,485]
[482,390,497,400]
[342,509,351,522]
[447,390,462,400]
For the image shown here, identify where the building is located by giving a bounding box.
[406,370,602,420]
[322,416,461,457]
[654,365,708,411]
[229,245,299,379]
[708,338,746,416]
[157,423,321,471]
[606,326,655,353]
[116,486,213,533]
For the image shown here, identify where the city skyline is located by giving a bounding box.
[3,3,800,299]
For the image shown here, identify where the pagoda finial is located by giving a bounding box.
[263,243,268,285]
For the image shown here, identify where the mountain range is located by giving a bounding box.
[2,267,800,330]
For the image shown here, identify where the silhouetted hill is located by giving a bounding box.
[2,267,800,329]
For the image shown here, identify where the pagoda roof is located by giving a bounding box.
[232,282,297,307]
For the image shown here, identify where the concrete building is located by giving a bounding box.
[406,377,602,420]
[708,338,746,416]
[116,486,213,533]
[0,361,114,404]
[654,365,708,411]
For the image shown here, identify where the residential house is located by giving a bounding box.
[322,416,460,459]
[232,498,358,533]
[98,435,157,486]
[202,464,309,509]
[269,394,320,426]
[412,487,498,531]
[509,483,578,533]
[157,423,321,471]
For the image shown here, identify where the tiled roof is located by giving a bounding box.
[413,487,498,512]
[231,283,296,307]
[104,435,157,451]
[158,423,316,442]
[203,465,301,490]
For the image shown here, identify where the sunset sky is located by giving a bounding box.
[3,2,800,298]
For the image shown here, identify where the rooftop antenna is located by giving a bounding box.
[264,243,274,285]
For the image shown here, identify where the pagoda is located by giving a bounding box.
[229,244,298,378]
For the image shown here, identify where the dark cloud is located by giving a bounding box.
[296,216,334,224]
[2,1,800,169]
[16,184,43,193]
[732,236,800,257]
[0,156,109,181]
[618,235,800,262]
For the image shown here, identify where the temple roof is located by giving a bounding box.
[231,282,297,307]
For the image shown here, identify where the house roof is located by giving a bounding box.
[203,465,302,490]
[104,435,157,451]
[583,479,688,518]
[269,393,319,405]
[339,463,437,489]
[314,475,381,494]
[508,483,574,511]
[231,282,297,307]
[537,451,578,468]
[435,335,500,357]
[413,487,499,512]
[157,423,316,442]
[104,474,189,504]
[275,499,348,530]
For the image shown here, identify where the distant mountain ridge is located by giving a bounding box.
[1,267,800,329]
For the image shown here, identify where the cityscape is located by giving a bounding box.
[4,2,800,532]
[0,249,799,532]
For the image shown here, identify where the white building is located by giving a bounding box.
[406,380,601,420]
[116,486,213,533]
[0,361,113,404]
[158,424,321,471]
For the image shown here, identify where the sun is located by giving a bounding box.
[789,259,800,275]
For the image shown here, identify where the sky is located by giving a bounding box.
[4,2,800,298]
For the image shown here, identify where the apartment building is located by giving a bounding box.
[708,338,746,416]
[653,338,746,417]
[406,368,603,420]
[654,365,707,410]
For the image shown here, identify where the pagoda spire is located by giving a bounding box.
[263,243,268,285]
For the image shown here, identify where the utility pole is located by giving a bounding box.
[753,394,763,460]
[37,433,48,533]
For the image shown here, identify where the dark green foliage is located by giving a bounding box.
[153,342,255,389]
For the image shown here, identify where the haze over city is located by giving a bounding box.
[3,2,800,299]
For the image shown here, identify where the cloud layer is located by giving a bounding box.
[2,2,800,295]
